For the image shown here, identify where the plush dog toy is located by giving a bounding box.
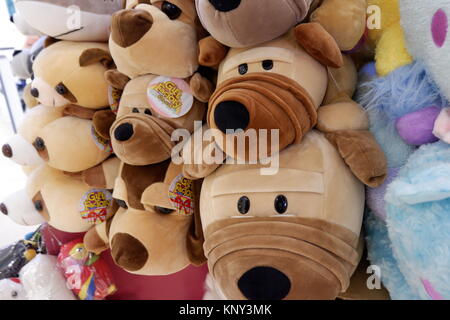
[14,0,126,42]
[84,161,205,275]
[196,0,367,50]
[200,131,365,300]
[184,23,387,189]
[1,158,120,233]
[109,0,207,79]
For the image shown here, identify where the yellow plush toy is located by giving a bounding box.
[367,0,412,76]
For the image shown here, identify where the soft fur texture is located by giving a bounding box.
[196,0,367,50]
[184,26,387,188]
[15,0,125,41]
[385,142,450,299]
[1,158,120,233]
[200,131,365,300]
[83,162,206,275]
[357,61,449,299]
[109,0,204,79]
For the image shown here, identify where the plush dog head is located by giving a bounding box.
[400,0,450,101]
[109,0,205,79]
[203,23,342,160]
[1,164,117,233]
[2,104,64,167]
[31,41,113,109]
[15,0,126,41]
[107,71,210,166]
[200,131,365,300]
[196,0,314,48]
[84,161,205,275]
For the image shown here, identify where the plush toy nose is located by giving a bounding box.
[30,87,39,98]
[208,0,241,12]
[111,9,153,48]
[111,233,148,272]
[214,101,250,133]
[238,267,291,300]
[114,123,134,142]
[0,203,8,215]
[2,144,12,158]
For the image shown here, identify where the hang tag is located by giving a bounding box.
[147,76,194,118]
[79,189,113,225]
[108,85,122,113]
[91,126,112,153]
[168,174,195,216]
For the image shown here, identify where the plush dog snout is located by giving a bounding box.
[111,9,153,48]
[2,144,12,158]
[214,101,250,133]
[111,233,149,272]
[114,123,134,142]
[30,87,39,98]
[0,203,8,215]
[238,266,291,300]
[209,0,241,12]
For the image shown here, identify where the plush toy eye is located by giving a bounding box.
[161,1,182,20]
[115,199,128,209]
[144,108,152,116]
[34,200,43,212]
[55,83,68,95]
[262,60,274,70]
[132,108,139,113]
[237,196,250,214]
[238,63,248,75]
[274,195,288,214]
[34,137,46,151]
[155,206,175,214]
[11,291,18,298]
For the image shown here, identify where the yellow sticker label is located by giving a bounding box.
[168,174,195,216]
[79,189,112,225]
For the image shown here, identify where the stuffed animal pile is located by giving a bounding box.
[4,0,448,301]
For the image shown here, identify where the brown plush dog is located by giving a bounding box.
[184,23,387,188]
[200,131,365,300]
[195,0,367,50]
[83,161,205,275]
[106,71,212,166]
[109,0,206,79]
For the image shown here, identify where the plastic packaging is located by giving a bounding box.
[57,239,117,300]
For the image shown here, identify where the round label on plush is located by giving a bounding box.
[108,85,122,114]
[168,174,195,216]
[91,126,112,153]
[79,189,113,225]
[147,76,193,118]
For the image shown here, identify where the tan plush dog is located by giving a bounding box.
[0,158,120,233]
[196,0,367,50]
[106,71,211,166]
[200,131,365,300]
[109,0,206,79]
[83,162,205,275]
[184,23,387,188]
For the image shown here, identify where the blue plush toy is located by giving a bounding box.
[357,61,448,299]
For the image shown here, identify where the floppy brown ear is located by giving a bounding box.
[44,36,60,48]
[79,48,115,69]
[105,69,130,90]
[294,22,343,68]
[186,179,206,265]
[93,109,116,140]
[199,36,228,67]
[63,105,96,120]
[189,72,214,102]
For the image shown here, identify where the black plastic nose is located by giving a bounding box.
[2,144,12,158]
[208,0,241,12]
[30,87,39,98]
[238,267,291,300]
[9,15,14,24]
[0,203,8,215]
[214,101,250,133]
[114,123,134,142]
